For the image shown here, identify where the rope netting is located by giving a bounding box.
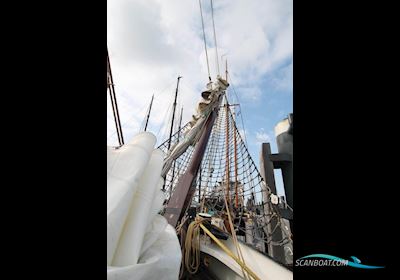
[158,101,292,261]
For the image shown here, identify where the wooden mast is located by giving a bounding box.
[226,60,239,208]
[167,76,182,150]
[233,113,239,208]
[107,49,124,146]
[224,60,231,207]
[169,107,183,198]
[164,100,221,227]
[144,94,154,132]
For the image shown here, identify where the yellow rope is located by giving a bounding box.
[183,217,203,274]
[199,223,261,280]
[182,215,261,280]
[222,185,250,280]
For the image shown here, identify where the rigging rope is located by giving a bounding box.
[199,222,261,280]
[107,80,175,142]
[228,73,249,147]
[198,0,212,82]
[157,89,293,263]
[107,103,146,141]
[222,182,251,280]
[156,101,173,140]
[210,0,220,76]
[182,216,260,280]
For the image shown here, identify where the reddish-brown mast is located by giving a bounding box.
[225,98,230,207]
[224,59,231,207]
[233,115,239,208]
[164,100,221,227]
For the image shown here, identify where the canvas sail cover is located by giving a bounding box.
[107,132,181,280]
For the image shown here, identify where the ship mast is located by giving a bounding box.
[164,100,221,227]
[224,60,231,207]
[163,76,181,191]
[167,76,182,150]
[169,107,184,197]
[107,49,124,146]
[143,94,154,132]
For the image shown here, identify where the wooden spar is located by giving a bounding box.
[167,76,182,150]
[169,107,183,198]
[225,97,230,207]
[165,98,221,227]
[226,59,239,208]
[107,49,124,146]
[225,59,228,82]
[233,109,239,208]
[144,94,154,132]
[163,76,181,191]
[224,59,231,207]
[199,167,202,202]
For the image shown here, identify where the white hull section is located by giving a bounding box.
[200,237,293,280]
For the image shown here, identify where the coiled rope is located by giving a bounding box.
[182,216,261,280]
[183,217,203,274]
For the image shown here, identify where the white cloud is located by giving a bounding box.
[270,62,293,92]
[107,0,292,146]
[238,86,262,102]
[255,128,272,144]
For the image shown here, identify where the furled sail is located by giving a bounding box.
[107,132,181,280]
[161,75,229,177]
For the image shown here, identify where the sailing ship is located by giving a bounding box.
[107,1,293,279]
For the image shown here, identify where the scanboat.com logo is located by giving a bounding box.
[296,254,384,269]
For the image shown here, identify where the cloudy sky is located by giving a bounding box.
[107,0,292,196]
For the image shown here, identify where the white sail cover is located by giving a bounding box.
[107,132,182,280]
